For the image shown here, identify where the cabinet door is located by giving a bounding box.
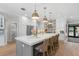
[16,40,23,56]
[16,40,33,56]
[22,43,33,56]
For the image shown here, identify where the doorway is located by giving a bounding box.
[7,23,17,43]
[68,24,79,43]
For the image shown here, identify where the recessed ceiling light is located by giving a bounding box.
[20,8,26,11]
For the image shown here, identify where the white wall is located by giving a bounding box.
[56,17,67,41]
[56,17,67,33]
[68,20,79,24]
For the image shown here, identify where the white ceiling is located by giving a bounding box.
[0,3,79,21]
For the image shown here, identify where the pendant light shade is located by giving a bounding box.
[48,20,52,24]
[48,12,53,24]
[43,7,48,23]
[43,16,48,23]
[32,10,39,20]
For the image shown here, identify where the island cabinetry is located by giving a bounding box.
[15,33,58,56]
[16,40,33,56]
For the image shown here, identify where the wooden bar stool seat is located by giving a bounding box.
[35,39,51,56]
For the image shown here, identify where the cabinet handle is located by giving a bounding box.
[22,44,24,47]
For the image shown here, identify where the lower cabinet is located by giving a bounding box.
[16,40,33,56]
[16,40,43,56]
[16,40,22,56]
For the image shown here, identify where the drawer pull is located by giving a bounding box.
[22,44,24,47]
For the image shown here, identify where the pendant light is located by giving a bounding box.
[31,2,39,37]
[32,3,39,20]
[43,16,48,23]
[48,12,52,24]
[48,20,52,24]
[43,7,48,23]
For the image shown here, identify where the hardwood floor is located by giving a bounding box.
[0,40,79,56]
[55,40,64,56]
[56,40,79,56]
[64,42,79,56]
[0,42,16,56]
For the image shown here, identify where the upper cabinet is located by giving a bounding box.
[0,15,4,29]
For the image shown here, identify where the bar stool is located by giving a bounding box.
[55,34,59,49]
[35,39,51,56]
[52,36,56,52]
[52,34,59,55]
[49,36,56,55]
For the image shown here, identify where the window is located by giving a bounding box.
[68,24,79,38]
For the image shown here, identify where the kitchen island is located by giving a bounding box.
[15,33,58,56]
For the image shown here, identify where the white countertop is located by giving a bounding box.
[15,33,58,46]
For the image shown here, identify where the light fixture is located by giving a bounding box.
[48,12,53,24]
[43,16,48,23]
[31,3,39,37]
[48,20,52,24]
[32,3,39,20]
[21,8,26,11]
[43,7,48,23]
[32,10,39,20]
